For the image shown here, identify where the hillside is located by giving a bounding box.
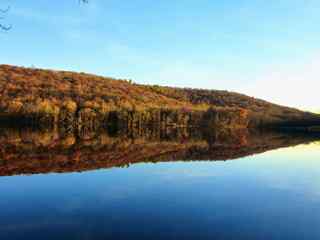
[0,64,319,129]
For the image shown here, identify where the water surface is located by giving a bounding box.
[0,128,319,240]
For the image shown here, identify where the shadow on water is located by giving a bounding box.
[0,125,319,176]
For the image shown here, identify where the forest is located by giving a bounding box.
[0,64,319,130]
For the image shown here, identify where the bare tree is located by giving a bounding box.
[0,6,11,31]
[0,1,88,31]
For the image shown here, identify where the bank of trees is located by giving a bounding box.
[1,64,317,129]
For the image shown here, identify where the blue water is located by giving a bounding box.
[0,143,320,240]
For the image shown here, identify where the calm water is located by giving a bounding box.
[0,128,320,239]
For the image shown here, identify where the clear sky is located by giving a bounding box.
[1,0,319,111]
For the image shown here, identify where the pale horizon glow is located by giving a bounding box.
[1,0,320,111]
[239,54,320,112]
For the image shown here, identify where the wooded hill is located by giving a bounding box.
[0,64,319,129]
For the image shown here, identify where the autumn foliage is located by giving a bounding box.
[0,64,319,129]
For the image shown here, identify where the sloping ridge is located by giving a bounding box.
[0,64,319,129]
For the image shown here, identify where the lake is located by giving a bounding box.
[0,127,319,240]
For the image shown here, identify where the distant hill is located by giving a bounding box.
[0,64,319,129]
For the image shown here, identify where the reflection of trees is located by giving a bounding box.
[0,126,319,176]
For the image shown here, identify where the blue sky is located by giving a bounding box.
[1,0,319,110]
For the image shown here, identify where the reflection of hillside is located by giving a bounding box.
[0,127,319,177]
